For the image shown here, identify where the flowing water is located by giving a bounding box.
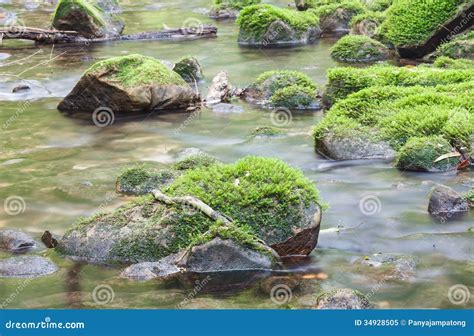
[0,0,473,309]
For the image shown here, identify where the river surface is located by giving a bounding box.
[0,0,473,309]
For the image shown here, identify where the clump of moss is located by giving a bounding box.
[237,4,320,39]
[255,70,317,94]
[361,0,392,12]
[213,0,260,10]
[166,156,324,244]
[116,166,178,195]
[434,31,474,60]
[314,81,474,169]
[433,56,474,70]
[250,126,285,138]
[331,34,388,63]
[311,1,366,19]
[464,189,474,207]
[395,135,459,172]
[173,153,219,171]
[350,11,386,28]
[380,0,463,47]
[86,54,186,88]
[271,85,317,109]
[324,64,474,105]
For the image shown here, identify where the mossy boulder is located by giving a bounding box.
[380,0,472,58]
[431,31,474,60]
[209,0,261,19]
[58,54,200,113]
[242,70,320,109]
[331,34,389,63]
[350,11,386,38]
[237,4,321,47]
[312,1,367,34]
[433,56,474,70]
[249,126,285,139]
[323,64,474,106]
[58,157,324,264]
[395,136,459,172]
[428,185,470,221]
[464,189,474,207]
[172,56,203,83]
[314,81,474,168]
[52,0,124,38]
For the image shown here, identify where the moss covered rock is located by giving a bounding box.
[59,156,324,263]
[350,11,386,38]
[464,189,474,207]
[432,31,474,60]
[395,136,459,172]
[58,54,200,113]
[316,289,371,309]
[433,56,474,70]
[312,1,367,34]
[172,56,203,83]
[242,70,320,109]
[116,167,178,196]
[314,81,474,168]
[380,0,471,58]
[237,4,321,47]
[323,64,474,106]
[52,0,124,38]
[331,34,389,63]
[209,0,261,19]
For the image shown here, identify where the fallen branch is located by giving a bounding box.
[0,25,218,45]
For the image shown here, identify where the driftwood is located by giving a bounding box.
[0,25,218,45]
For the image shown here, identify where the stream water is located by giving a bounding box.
[0,0,473,309]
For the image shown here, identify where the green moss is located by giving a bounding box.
[395,135,459,172]
[237,4,319,39]
[331,34,388,62]
[350,11,386,27]
[464,189,474,207]
[434,56,474,70]
[172,56,203,82]
[314,81,474,168]
[361,0,392,12]
[52,0,106,27]
[324,64,474,105]
[250,126,285,138]
[173,153,219,171]
[165,156,325,243]
[254,70,318,99]
[435,31,474,59]
[312,1,366,18]
[380,0,463,47]
[270,85,317,109]
[116,166,178,195]
[86,54,186,88]
[213,0,260,10]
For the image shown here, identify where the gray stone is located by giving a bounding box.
[0,230,36,252]
[359,253,417,281]
[206,71,233,105]
[120,253,182,281]
[0,256,58,278]
[428,185,469,221]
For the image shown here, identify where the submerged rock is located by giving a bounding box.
[331,35,389,63]
[357,253,417,281]
[0,230,36,252]
[237,4,321,47]
[211,103,244,114]
[12,84,31,93]
[428,185,470,221]
[0,256,58,278]
[52,0,124,38]
[316,289,371,309]
[242,70,320,109]
[59,157,324,264]
[120,253,182,281]
[58,54,200,114]
[172,57,203,83]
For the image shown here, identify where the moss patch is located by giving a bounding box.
[395,135,459,172]
[331,34,388,62]
[271,85,317,109]
[213,0,260,10]
[312,1,366,19]
[237,4,320,39]
[434,56,474,70]
[324,64,474,106]
[249,126,285,138]
[173,153,219,171]
[464,189,474,207]
[434,31,474,60]
[380,0,463,47]
[116,166,178,195]
[86,54,186,88]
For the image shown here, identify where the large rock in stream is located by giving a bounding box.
[0,230,36,252]
[58,157,324,264]
[52,0,125,38]
[428,185,470,221]
[0,256,58,278]
[58,54,200,114]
